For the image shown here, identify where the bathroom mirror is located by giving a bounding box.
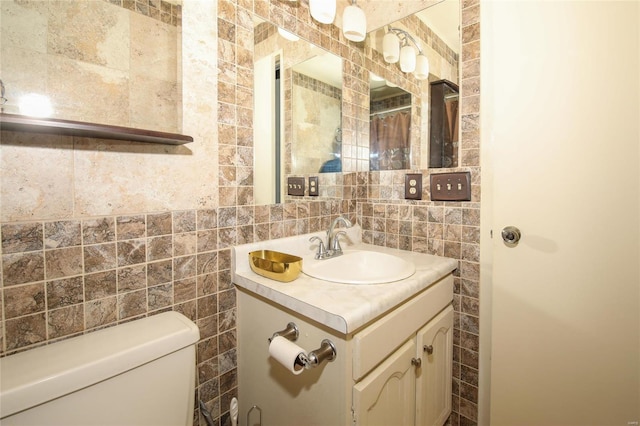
[0,0,182,134]
[366,0,460,170]
[253,17,343,205]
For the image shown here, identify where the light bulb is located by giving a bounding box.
[18,93,53,117]
[414,53,430,80]
[342,4,366,42]
[382,31,400,63]
[400,44,416,73]
[309,0,336,24]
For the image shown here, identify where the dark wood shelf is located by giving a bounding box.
[0,113,193,145]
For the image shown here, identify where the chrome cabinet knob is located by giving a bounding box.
[411,357,422,368]
[423,345,433,355]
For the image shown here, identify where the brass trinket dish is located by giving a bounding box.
[248,250,302,282]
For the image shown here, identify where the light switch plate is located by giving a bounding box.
[430,172,471,201]
[404,173,422,200]
[287,177,305,196]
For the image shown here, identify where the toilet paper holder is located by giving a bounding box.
[304,339,337,368]
[269,322,299,343]
[268,322,337,369]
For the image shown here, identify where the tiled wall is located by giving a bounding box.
[104,0,182,25]
[0,1,481,426]
[371,92,412,113]
[1,0,181,133]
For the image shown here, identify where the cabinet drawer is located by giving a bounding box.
[352,274,453,381]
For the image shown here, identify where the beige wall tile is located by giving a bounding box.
[0,132,74,222]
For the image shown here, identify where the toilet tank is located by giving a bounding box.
[0,311,200,426]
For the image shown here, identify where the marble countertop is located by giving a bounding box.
[232,225,458,334]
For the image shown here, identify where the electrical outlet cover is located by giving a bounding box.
[404,173,422,200]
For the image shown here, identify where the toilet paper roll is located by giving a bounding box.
[269,336,306,375]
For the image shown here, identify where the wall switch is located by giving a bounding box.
[287,177,305,196]
[308,176,319,196]
[430,172,471,201]
[404,173,422,200]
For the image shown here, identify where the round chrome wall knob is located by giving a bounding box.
[501,226,521,247]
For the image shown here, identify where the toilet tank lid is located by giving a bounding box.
[0,311,200,419]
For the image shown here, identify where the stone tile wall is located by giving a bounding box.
[103,0,182,25]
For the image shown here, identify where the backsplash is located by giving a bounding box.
[0,1,481,426]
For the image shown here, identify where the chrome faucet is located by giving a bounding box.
[309,216,352,259]
[327,216,351,252]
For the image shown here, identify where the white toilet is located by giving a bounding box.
[0,311,200,426]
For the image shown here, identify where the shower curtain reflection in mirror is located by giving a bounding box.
[370,109,411,171]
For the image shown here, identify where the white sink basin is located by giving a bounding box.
[303,250,416,284]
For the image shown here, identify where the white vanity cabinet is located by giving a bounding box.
[353,304,454,426]
[236,274,454,426]
[416,306,454,426]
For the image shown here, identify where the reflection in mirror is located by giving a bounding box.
[429,79,459,168]
[0,0,182,133]
[253,16,343,205]
[292,54,342,174]
[367,0,460,170]
[369,79,412,171]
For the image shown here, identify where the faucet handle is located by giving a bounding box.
[331,231,347,253]
[309,236,327,259]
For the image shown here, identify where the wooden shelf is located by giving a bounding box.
[0,113,193,145]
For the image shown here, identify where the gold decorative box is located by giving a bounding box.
[248,250,302,282]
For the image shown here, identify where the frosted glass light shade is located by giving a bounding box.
[383,32,400,63]
[342,4,366,42]
[414,54,430,80]
[309,0,336,24]
[400,44,416,73]
[277,27,299,42]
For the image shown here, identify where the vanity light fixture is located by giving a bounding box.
[309,0,336,24]
[342,0,366,42]
[382,26,430,80]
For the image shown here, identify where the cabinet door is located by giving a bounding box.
[353,339,417,426]
[415,305,454,426]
